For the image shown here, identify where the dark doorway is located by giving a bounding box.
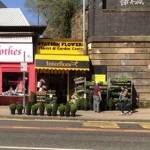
[48,74,67,104]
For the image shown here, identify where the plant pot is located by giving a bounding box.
[59,111,64,117]
[10,109,15,115]
[39,110,44,116]
[71,111,76,117]
[65,111,70,117]
[17,109,22,115]
[32,111,37,115]
[26,110,31,115]
[47,111,52,116]
[52,111,57,116]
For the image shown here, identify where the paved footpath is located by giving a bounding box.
[0,106,150,122]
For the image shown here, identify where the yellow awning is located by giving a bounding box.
[35,54,89,61]
[35,54,89,71]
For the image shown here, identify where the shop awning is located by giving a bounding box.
[35,54,89,71]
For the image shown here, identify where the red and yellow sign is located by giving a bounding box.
[36,39,85,55]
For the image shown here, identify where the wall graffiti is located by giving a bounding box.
[120,0,144,6]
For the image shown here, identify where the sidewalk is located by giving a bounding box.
[0,106,150,122]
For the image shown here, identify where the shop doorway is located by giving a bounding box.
[37,72,67,104]
[49,74,67,104]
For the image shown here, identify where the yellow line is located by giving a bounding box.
[83,122,120,128]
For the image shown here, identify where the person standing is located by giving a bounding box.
[119,86,132,115]
[93,81,102,113]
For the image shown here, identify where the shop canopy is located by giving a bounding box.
[35,54,89,71]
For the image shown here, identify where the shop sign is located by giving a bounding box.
[0,44,33,62]
[92,74,106,83]
[20,62,27,71]
[36,39,85,55]
[36,60,89,69]
[0,36,32,43]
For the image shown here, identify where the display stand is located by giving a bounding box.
[108,78,132,110]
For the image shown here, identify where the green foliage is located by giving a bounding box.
[75,99,81,110]
[52,100,58,112]
[31,104,39,112]
[58,104,65,112]
[24,0,81,38]
[16,104,23,111]
[84,99,89,108]
[29,92,37,105]
[9,103,16,110]
[39,102,45,112]
[26,101,32,111]
[65,102,70,112]
[106,97,113,110]
[46,104,52,112]
[70,104,77,113]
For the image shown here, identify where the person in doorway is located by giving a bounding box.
[119,86,132,115]
[37,78,45,91]
[15,77,23,93]
[93,81,102,113]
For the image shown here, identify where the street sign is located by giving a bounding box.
[20,62,27,71]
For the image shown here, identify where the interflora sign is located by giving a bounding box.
[0,36,33,62]
[37,39,85,55]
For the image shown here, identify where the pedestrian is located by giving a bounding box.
[93,81,102,113]
[119,86,132,115]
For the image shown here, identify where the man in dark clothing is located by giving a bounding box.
[93,81,102,113]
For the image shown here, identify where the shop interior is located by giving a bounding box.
[2,72,29,94]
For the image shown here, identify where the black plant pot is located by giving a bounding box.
[71,111,76,117]
[39,110,44,116]
[59,111,64,117]
[17,110,22,115]
[52,111,57,116]
[47,111,52,116]
[10,109,15,115]
[32,111,37,115]
[65,111,70,117]
[26,110,31,115]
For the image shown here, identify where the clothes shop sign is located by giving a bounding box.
[36,39,85,55]
[0,44,33,62]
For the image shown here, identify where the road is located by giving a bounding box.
[0,119,150,150]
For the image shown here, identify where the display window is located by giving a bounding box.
[2,72,29,94]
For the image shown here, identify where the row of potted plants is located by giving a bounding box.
[9,101,78,117]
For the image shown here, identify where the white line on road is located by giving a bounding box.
[0,146,93,150]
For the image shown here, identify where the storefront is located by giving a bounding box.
[0,36,34,94]
[35,39,89,104]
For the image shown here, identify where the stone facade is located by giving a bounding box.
[88,37,150,107]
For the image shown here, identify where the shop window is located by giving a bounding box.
[2,72,29,93]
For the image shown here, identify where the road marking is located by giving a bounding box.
[0,118,82,123]
[83,121,120,128]
[139,123,150,129]
[0,146,93,150]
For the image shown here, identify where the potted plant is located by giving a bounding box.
[83,99,89,111]
[52,100,58,116]
[46,104,52,116]
[9,103,16,115]
[39,102,45,116]
[70,104,77,117]
[16,104,23,115]
[65,102,70,117]
[31,104,38,115]
[58,104,65,117]
[26,101,32,115]
[30,92,37,105]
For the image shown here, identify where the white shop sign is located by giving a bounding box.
[0,44,33,62]
[0,36,32,43]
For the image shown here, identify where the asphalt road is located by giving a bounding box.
[0,119,150,150]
